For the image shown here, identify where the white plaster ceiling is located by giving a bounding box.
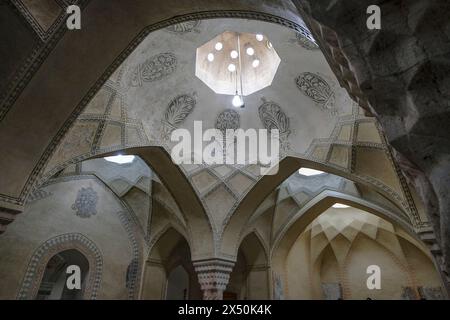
[119,18,353,155]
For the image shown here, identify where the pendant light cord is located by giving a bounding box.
[237,33,244,97]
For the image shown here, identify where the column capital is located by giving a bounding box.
[193,258,235,300]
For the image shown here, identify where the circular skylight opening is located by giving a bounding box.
[215,42,223,51]
[332,203,350,209]
[298,168,325,176]
[104,155,135,164]
[230,50,238,59]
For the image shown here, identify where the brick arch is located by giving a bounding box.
[271,191,422,267]
[17,233,102,300]
[220,156,413,260]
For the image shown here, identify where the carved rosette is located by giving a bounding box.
[193,259,235,300]
[130,52,177,87]
[161,94,196,140]
[296,72,336,115]
[258,99,291,153]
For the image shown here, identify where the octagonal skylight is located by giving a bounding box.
[195,31,281,96]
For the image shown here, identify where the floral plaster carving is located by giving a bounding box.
[258,99,291,152]
[296,72,336,115]
[161,94,196,140]
[130,53,177,87]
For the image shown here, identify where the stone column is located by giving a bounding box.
[193,259,234,300]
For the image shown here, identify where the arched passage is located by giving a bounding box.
[96,146,214,260]
[36,249,89,300]
[270,196,446,299]
[227,232,270,299]
[17,233,102,300]
[272,191,419,266]
[220,157,410,259]
[141,226,201,299]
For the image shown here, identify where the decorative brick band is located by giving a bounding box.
[17,233,103,300]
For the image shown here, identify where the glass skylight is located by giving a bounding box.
[104,155,135,164]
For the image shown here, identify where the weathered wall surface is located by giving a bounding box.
[0,176,137,299]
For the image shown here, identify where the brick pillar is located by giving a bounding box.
[193,259,234,300]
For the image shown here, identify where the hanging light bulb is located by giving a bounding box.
[230,50,238,59]
[256,34,264,41]
[228,63,236,72]
[232,92,244,108]
[207,53,214,62]
[246,47,255,56]
[215,42,223,51]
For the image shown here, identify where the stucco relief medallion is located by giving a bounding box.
[258,99,291,153]
[160,94,196,140]
[295,72,336,115]
[71,187,99,218]
[166,20,201,34]
[130,53,177,87]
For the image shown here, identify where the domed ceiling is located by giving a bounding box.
[35,18,424,259]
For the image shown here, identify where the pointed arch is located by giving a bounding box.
[17,233,102,300]
[221,156,409,259]
[271,191,424,270]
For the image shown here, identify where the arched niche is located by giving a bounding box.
[36,249,89,300]
[17,233,102,300]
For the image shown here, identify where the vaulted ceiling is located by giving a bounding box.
[0,0,448,284]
